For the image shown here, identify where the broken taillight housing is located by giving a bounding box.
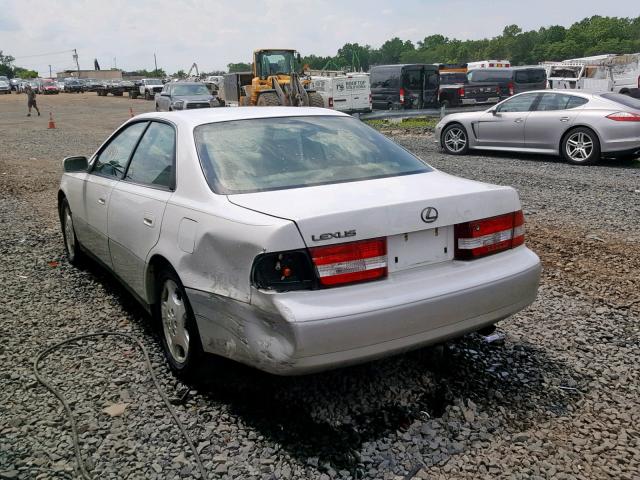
[454,210,525,260]
[251,250,316,291]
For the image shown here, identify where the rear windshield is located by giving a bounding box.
[600,93,640,110]
[194,116,432,194]
[440,73,467,84]
[467,70,512,82]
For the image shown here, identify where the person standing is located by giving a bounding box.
[26,85,41,117]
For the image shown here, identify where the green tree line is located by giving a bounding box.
[227,15,640,72]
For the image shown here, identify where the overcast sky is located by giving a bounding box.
[1,0,638,76]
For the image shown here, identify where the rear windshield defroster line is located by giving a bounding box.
[193,116,432,194]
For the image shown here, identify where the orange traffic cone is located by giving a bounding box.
[129,107,134,118]
[48,112,56,129]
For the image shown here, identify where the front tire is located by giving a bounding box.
[441,123,469,155]
[307,92,324,108]
[156,268,203,379]
[60,198,83,265]
[561,127,600,165]
[256,92,280,106]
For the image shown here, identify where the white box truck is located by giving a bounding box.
[309,74,372,113]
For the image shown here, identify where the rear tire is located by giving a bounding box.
[257,92,280,106]
[561,127,600,165]
[441,123,469,155]
[307,92,324,108]
[155,267,204,380]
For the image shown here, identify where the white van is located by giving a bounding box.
[309,74,372,113]
[466,60,511,69]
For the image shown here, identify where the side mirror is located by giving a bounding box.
[491,108,499,115]
[63,156,88,172]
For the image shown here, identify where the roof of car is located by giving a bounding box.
[134,107,348,128]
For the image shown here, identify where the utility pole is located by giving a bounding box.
[114,57,117,69]
[154,53,158,76]
[73,49,80,77]
[49,65,52,78]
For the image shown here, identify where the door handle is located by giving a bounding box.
[143,216,154,227]
[560,117,570,122]
[514,118,524,123]
[97,197,106,205]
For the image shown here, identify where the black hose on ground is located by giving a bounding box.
[33,332,207,480]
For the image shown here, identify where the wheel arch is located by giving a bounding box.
[145,254,177,306]
[558,124,602,154]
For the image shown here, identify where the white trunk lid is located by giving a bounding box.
[228,171,520,271]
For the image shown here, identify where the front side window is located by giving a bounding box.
[194,116,432,194]
[125,122,175,188]
[497,93,538,113]
[93,122,148,178]
[256,51,297,78]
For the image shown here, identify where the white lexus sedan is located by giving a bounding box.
[58,107,541,377]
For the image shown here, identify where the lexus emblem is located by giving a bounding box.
[421,207,438,223]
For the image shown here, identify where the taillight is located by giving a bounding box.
[399,88,405,104]
[310,238,387,287]
[508,82,514,96]
[606,111,640,122]
[454,211,525,260]
[458,87,465,97]
[252,250,316,291]
[328,97,334,108]
[369,93,372,104]
[496,86,501,95]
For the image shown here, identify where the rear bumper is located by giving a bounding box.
[188,246,541,375]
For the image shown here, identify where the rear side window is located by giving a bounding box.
[194,116,432,194]
[125,122,176,189]
[535,93,588,111]
[515,70,530,83]
[93,122,148,178]
[601,93,640,109]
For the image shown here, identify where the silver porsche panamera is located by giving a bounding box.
[436,91,640,165]
[58,107,540,377]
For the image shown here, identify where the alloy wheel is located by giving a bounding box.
[565,132,593,162]
[160,279,190,364]
[444,127,467,153]
[63,206,75,256]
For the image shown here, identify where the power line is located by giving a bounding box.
[11,49,75,60]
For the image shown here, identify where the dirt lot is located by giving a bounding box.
[1,92,639,479]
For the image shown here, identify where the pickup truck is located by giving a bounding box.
[438,72,501,107]
[130,78,165,100]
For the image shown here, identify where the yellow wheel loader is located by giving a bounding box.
[222,49,325,107]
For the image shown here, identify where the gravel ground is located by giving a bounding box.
[1,93,639,479]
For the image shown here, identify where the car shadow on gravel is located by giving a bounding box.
[70,256,589,477]
[462,149,640,169]
[193,335,590,477]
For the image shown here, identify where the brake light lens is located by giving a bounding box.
[310,238,387,287]
[606,111,640,122]
[328,97,334,108]
[458,87,465,97]
[399,88,405,104]
[454,211,525,260]
[508,82,514,96]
